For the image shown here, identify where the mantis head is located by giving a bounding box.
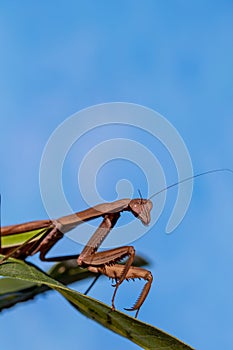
[129,199,153,225]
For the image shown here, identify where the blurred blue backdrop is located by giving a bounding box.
[1,1,233,349]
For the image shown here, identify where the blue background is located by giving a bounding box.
[1,1,233,349]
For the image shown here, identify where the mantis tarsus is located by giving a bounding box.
[1,168,232,317]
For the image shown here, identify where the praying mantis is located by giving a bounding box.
[0,169,232,317]
[1,198,153,317]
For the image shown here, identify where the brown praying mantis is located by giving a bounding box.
[0,168,232,317]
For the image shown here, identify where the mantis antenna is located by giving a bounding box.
[138,189,143,202]
[149,168,233,200]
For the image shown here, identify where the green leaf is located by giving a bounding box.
[1,228,48,248]
[0,256,194,350]
[0,259,95,311]
[0,255,149,310]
